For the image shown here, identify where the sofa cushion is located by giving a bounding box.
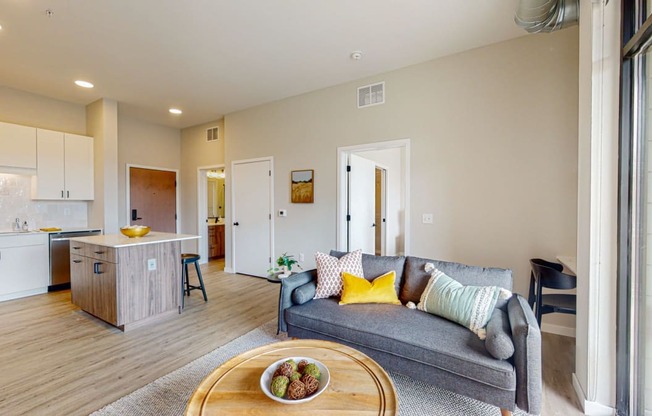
[330,250,406,294]
[285,299,515,391]
[400,256,512,305]
[314,250,364,299]
[485,309,515,360]
[339,271,401,305]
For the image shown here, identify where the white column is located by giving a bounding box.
[573,0,620,414]
[86,99,119,234]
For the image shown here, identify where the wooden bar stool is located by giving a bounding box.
[181,253,208,309]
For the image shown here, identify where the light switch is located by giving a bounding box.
[147,258,157,271]
[422,213,433,224]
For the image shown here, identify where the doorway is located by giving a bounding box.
[197,165,226,266]
[127,166,178,232]
[231,157,274,277]
[337,139,410,256]
[375,166,387,256]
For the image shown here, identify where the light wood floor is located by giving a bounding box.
[0,260,583,415]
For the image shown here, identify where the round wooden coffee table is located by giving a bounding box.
[185,339,398,415]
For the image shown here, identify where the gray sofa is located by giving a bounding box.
[277,251,541,415]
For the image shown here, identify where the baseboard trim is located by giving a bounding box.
[224,267,234,273]
[541,322,576,338]
[572,373,615,415]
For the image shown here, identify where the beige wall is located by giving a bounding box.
[117,111,181,228]
[180,119,225,254]
[0,86,86,134]
[226,29,579,331]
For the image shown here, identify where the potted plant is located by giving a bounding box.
[268,252,302,278]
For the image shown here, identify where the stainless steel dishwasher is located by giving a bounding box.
[49,229,102,291]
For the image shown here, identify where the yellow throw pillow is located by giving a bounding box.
[339,271,402,305]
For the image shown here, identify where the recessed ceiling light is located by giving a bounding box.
[169,108,183,115]
[74,80,94,89]
[351,51,363,60]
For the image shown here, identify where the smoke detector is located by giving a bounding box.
[350,51,363,60]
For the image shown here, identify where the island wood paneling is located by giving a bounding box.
[117,240,180,324]
[71,240,181,330]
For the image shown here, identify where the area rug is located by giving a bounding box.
[91,320,528,416]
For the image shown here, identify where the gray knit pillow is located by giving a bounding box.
[485,309,515,360]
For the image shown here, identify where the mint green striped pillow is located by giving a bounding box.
[417,263,512,339]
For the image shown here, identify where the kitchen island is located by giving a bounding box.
[69,232,199,331]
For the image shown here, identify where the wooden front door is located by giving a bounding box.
[129,167,177,232]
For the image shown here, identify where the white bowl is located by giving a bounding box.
[260,357,330,404]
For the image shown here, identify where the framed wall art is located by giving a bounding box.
[291,169,314,203]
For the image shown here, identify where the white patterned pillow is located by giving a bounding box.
[417,263,512,339]
[313,250,364,299]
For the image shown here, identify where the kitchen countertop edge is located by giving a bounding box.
[69,232,199,248]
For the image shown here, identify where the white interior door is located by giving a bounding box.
[232,159,272,277]
[348,154,376,254]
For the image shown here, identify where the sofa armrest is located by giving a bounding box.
[277,269,317,332]
[507,294,542,415]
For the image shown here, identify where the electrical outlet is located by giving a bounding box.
[299,253,305,262]
[147,258,157,271]
[422,213,433,224]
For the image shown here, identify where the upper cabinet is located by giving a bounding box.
[32,129,94,200]
[0,122,37,173]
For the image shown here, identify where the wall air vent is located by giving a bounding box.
[206,126,219,142]
[357,82,385,108]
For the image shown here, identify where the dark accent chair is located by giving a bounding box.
[528,258,576,325]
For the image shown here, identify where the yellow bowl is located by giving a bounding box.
[120,226,151,238]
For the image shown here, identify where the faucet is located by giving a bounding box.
[13,218,20,232]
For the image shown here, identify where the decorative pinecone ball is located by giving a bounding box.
[275,362,294,378]
[301,373,319,396]
[302,363,321,380]
[297,359,309,373]
[287,380,307,400]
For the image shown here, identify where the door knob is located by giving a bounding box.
[233,222,240,226]
[372,223,376,227]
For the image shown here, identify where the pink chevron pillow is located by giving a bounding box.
[313,250,364,299]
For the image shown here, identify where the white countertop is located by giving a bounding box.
[70,232,199,248]
[0,227,102,236]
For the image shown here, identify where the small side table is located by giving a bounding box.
[266,273,292,334]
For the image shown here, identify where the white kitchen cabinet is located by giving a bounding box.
[0,233,49,302]
[0,121,37,172]
[32,129,94,200]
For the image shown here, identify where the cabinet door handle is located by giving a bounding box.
[94,251,105,255]
[93,262,104,274]
[67,190,70,198]
[61,190,64,198]
[72,259,82,264]
[72,246,81,250]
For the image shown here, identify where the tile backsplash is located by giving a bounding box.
[0,174,88,230]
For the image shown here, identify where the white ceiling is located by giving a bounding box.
[0,0,526,129]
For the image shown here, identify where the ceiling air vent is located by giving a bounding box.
[206,126,219,142]
[357,82,385,108]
